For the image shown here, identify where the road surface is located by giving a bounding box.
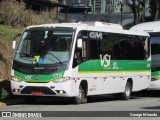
[0,91,160,120]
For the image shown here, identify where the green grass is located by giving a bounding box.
[0,25,24,42]
[0,25,24,100]
[0,88,9,99]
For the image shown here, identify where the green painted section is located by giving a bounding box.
[78,60,151,73]
[14,60,151,82]
[152,71,160,78]
[14,71,64,82]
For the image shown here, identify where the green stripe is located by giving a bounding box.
[78,60,150,73]
[14,71,64,82]
[79,70,150,74]
[152,71,160,78]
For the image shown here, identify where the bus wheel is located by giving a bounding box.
[74,85,86,104]
[122,81,132,100]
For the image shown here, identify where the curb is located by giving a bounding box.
[0,102,6,107]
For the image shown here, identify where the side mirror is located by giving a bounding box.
[12,41,16,49]
[12,33,21,49]
[77,39,82,48]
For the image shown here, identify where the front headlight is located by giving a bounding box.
[52,77,70,83]
[11,76,22,82]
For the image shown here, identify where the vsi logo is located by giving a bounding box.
[89,32,103,39]
[25,75,32,80]
[100,54,111,68]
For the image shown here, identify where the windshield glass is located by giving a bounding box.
[151,36,160,55]
[14,28,74,64]
[151,35,160,71]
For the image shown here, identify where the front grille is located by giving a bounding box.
[18,67,57,74]
[12,60,66,74]
[21,86,56,95]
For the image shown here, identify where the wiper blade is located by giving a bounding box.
[18,53,33,57]
[46,52,63,64]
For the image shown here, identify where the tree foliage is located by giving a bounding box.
[149,0,160,21]
[0,0,59,27]
[124,0,146,24]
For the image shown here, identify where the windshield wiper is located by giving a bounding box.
[18,53,33,57]
[45,52,63,64]
[31,52,62,64]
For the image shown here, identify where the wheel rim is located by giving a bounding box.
[78,89,82,100]
[76,87,83,103]
[125,85,131,97]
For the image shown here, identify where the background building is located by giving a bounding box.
[59,0,149,14]
[0,0,149,16]
[58,0,131,14]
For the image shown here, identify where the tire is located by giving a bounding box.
[121,82,132,100]
[73,85,87,104]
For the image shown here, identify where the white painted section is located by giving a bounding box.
[11,22,150,98]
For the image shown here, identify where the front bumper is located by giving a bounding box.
[10,80,74,97]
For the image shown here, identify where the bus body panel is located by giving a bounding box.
[130,21,160,90]
[10,22,151,101]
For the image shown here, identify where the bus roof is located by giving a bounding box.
[78,21,123,30]
[130,21,160,33]
[27,21,123,30]
[26,22,149,37]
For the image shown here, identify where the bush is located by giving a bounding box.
[0,41,13,80]
[0,0,59,27]
[0,25,23,80]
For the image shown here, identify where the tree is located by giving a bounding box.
[154,0,160,20]
[0,0,58,27]
[124,0,146,24]
[149,0,156,21]
[149,0,160,20]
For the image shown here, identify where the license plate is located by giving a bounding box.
[31,92,43,96]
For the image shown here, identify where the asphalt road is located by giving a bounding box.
[0,91,160,120]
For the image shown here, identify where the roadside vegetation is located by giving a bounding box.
[0,0,65,99]
[0,25,23,99]
[0,0,60,27]
[0,25,23,80]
